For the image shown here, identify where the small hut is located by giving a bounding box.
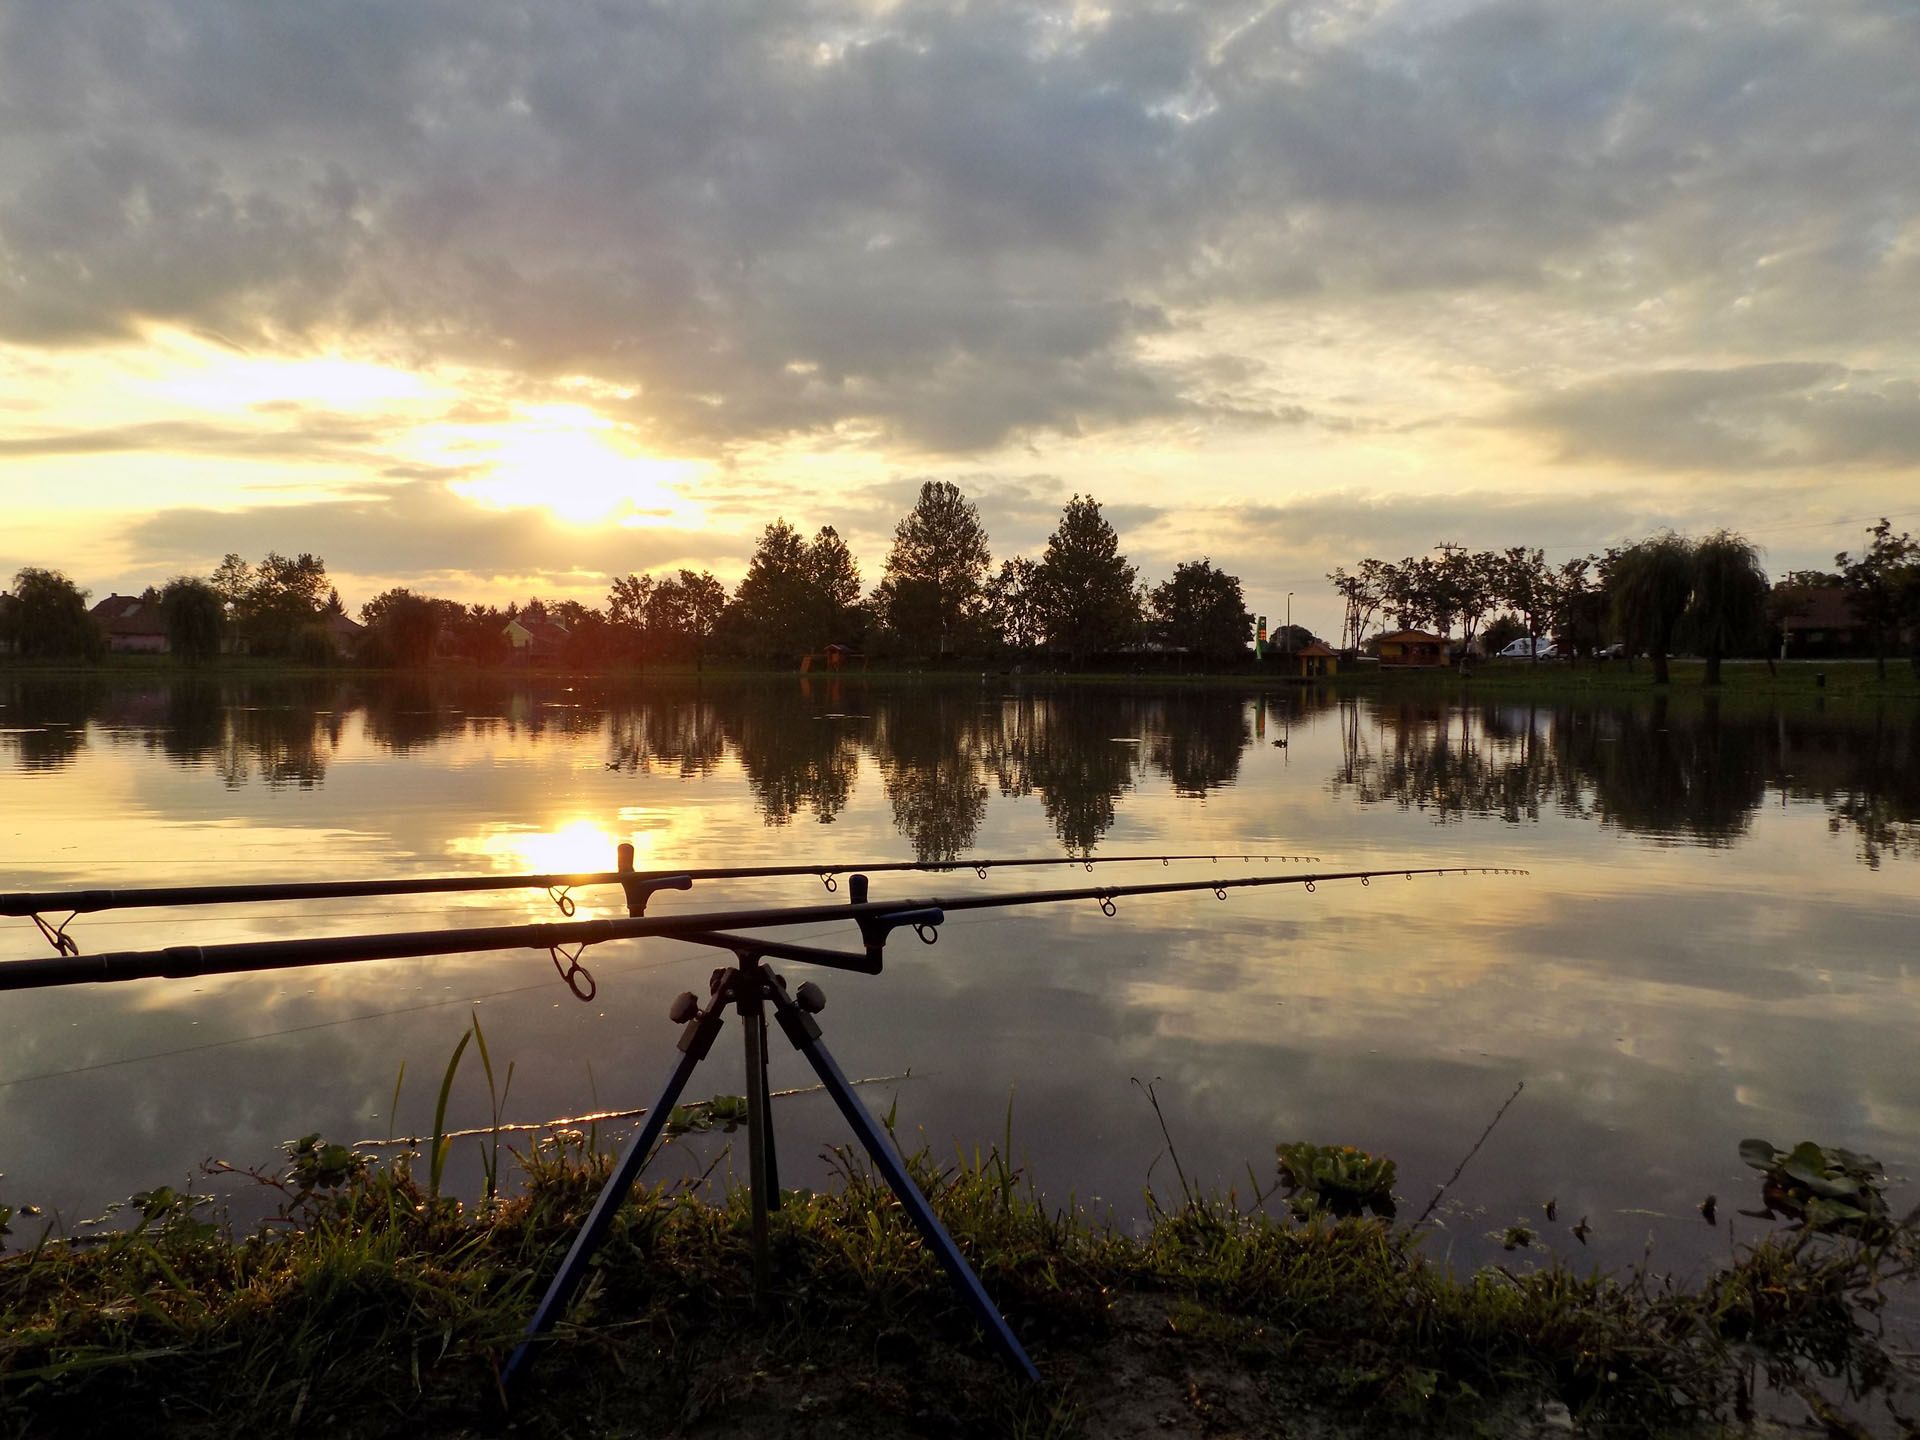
[1374,630,1448,667]
[1286,640,1338,678]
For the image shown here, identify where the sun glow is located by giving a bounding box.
[449,818,623,877]
[440,404,707,527]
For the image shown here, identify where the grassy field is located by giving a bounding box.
[2,1118,1913,1438]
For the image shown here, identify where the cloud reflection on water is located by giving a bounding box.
[0,675,1915,1278]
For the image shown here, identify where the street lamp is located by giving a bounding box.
[1285,592,1293,653]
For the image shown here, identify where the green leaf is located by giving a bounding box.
[429,1027,473,1202]
[1738,1138,1779,1170]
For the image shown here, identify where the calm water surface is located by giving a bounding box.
[2,674,1915,1278]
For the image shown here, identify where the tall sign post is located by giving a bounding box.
[1256,615,1267,661]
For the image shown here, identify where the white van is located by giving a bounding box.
[1495,637,1557,659]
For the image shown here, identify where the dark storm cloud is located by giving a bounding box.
[127,480,738,590]
[2,0,1918,452]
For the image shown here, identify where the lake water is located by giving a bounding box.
[1,673,1915,1278]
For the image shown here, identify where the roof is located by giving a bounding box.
[505,617,571,644]
[1294,641,1335,656]
[1375,629,1445,644]
[324,611,365,636]
[87,594,166,637]
[1779,586,1860,632]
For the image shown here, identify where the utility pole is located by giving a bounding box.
[1285,592,1293,653]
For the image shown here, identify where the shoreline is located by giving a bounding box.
[5,654,1918,704]
[2,1128,1909,1438]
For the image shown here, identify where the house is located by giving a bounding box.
[800,643,868,672]
[88,594,169,654]
[1373,629,1448,667]
[1285,640,1339,678]
[1778,586,1869,658]
[323,610,366,659]
[504,616,570,662]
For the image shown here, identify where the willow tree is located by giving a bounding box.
[1609,534,1694,684]
[1688,531,1768,685]
[160,576,226,664]
[3,568,101,660]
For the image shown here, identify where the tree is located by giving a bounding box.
[241,551,330,656]
[1836,520,1920,681]
[1150,559,1252,663]
[1327,560,1388,651]
[1380,557,1428,632]
[1035,495,1139,664]
[1688,530,1769,685]
[985,557,1043,656]
[3,568,102,659]
[159,576,225,664]
[1481,613,1527,657]
[875,481,992,656]
[209,554,252,612]
[1431,545,1500,663]
[732,520,815,658]
[648,570,728,667]
[609,572,655,633]
[1498,547,1555,661]
[805,526,862,643]
[1552,556,1609,660]
[1609,534,1694,684]
[360,588,443,668]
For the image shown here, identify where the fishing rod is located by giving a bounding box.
[0,866,1523,994]
[0,848,1318,956]
[0,859,1527,1393]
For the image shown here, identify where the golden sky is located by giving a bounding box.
[4,0,1918,638]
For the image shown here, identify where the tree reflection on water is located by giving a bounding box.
[1330,694,1919,865]
[2,675,1914,868]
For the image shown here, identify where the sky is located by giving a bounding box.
[3,0,1918,640]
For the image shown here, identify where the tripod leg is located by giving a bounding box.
[766,986,1040,1382]
[502,1003,725,1394]
[740,962,773,1297]
[758,1010,782,1209]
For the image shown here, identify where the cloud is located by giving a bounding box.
[0,414,388,461]
[1511,365,1920,470]
[126,480,740,597]
[2,0,1916,455]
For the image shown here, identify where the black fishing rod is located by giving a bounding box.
[0,848,1318,956]
[0,859,1528,1391]
[0,850,1313,918]
[0,866,1524,994]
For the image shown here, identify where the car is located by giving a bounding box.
[1494,637,1555,659]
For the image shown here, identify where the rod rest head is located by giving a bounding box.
[621,873,693,917]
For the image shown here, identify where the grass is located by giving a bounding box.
[9,650,1919,704]
[2,1115,1915,1438]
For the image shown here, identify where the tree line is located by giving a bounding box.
[1,484,1263,669]
[1327,520,1920,683]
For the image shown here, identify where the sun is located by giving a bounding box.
[450,818,622,876]
[444,404,707,527]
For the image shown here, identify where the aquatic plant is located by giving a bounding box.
[1739,1138,1893,1237]
[1275,1142,1398,1220]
